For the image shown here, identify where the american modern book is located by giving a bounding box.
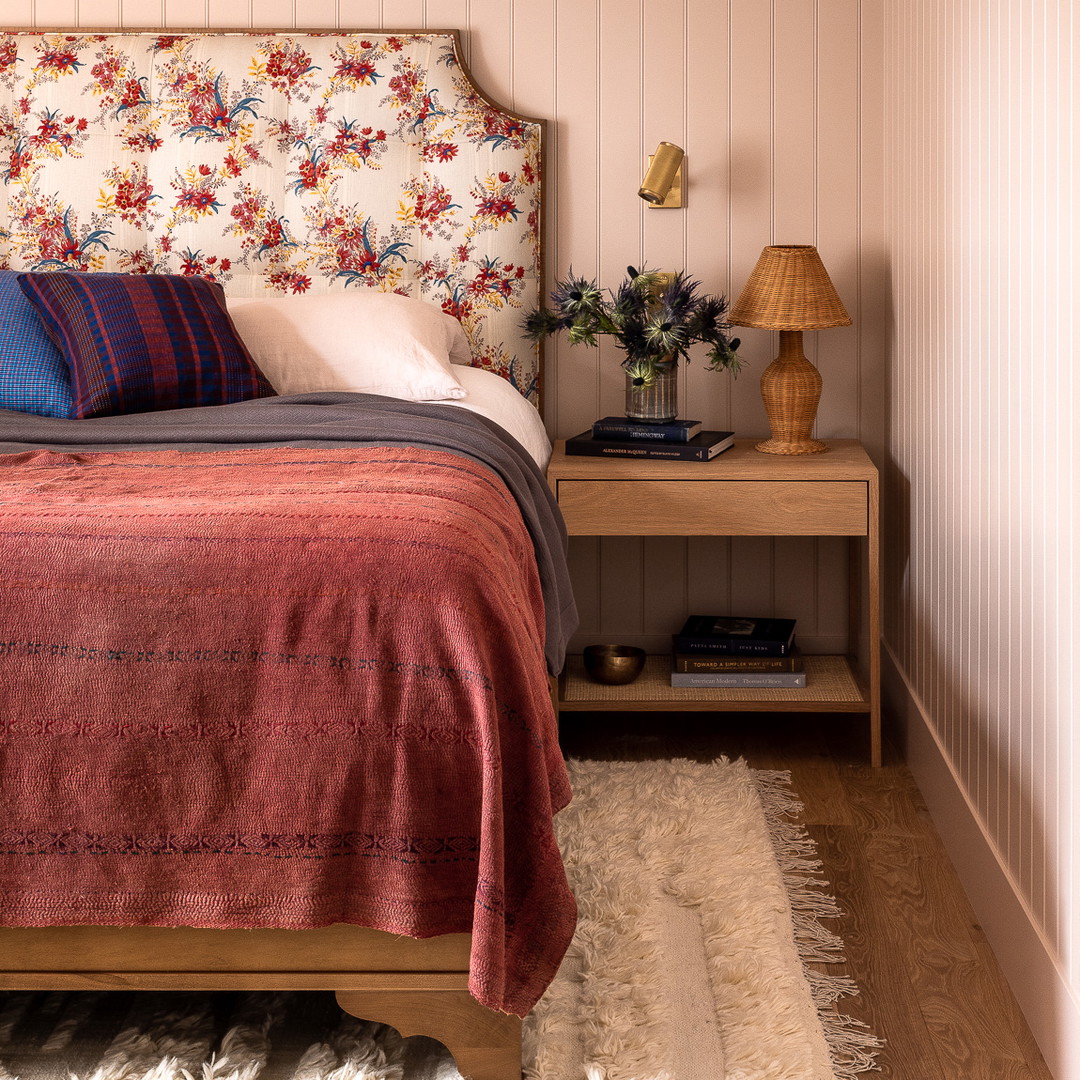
[672,614,798,656]
[672,650,804,673]
[591,416,704,442]
[565,429,735,462]
[670,670,807,688]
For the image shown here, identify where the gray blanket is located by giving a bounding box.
[0,392,577,672]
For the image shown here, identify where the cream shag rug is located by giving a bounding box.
[0,757,880,1080]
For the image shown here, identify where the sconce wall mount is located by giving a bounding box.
[639,141,685,209]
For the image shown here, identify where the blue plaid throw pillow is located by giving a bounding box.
[17,272,276,419]
[0,270,73,417]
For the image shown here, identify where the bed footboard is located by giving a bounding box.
[337,989,522,1080]
[0,925,523,1080]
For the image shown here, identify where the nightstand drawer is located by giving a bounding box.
[555,479,868,536]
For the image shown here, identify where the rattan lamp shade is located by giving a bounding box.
[729,245,851,330]
[730,245,851,456]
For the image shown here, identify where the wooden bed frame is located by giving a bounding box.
[0,27,550,1080]
[0,924,520,1080]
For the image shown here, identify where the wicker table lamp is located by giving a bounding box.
[730,245,851,455]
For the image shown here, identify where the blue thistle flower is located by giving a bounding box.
[520,265,743,375]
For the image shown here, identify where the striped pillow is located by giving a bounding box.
[0,271,73,418]
[17,272,276,419]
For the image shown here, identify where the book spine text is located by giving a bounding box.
[673,637,792,656]
[592,421,696,442]
[670,672,807,688]
[673,655,802,672]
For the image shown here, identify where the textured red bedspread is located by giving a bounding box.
[0,445,574,1017]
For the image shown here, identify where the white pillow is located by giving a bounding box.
[226,292,470,401]
[428,365,552,469]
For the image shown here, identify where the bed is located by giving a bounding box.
[0,28,568,1080]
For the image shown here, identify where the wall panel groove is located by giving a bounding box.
[885,0,1079,1072]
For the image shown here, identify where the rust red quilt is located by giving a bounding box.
[0,442,574,1017]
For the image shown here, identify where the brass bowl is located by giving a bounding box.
[582,644,647,685]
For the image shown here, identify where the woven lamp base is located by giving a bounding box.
[757,330,829,456]
[756,435,829,455]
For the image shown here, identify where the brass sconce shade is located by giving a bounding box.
[638,141,685,208]
[730,245,851,455]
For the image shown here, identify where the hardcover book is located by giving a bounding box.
[591,416,704,442]
[565,429,735,462]
[672,650,804,673]
[672,614,797,656]
[670,670,807,688]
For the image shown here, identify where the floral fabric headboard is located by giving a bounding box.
[0,30,545,404]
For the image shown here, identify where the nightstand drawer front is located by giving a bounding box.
[557,480,867,535]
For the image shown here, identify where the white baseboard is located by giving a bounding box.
[883,642,1079,1080]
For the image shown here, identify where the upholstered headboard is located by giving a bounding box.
[0,30,545,404]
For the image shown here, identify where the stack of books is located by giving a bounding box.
[671,614,805,688]
[565,417,735,461]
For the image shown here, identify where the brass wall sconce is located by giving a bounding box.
[638,142,685,208]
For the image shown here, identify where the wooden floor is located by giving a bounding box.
[558,710,1054,1080]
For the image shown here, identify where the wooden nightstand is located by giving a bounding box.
[547,438,881,766]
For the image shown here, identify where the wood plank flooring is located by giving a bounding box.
[558,710,1055,1080]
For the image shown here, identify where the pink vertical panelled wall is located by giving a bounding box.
[1,0,885,654]
[883,1,1079,1076]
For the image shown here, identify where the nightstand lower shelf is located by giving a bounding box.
[559,654,869,712]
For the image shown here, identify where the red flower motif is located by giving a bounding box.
[441,296,472,321]
[421,141,458,163]
[336,58,378,84]
[37,50,80,74]
[265,45,313,85]
[177,188,220,213]
[498,171,511,183]
[114,174,154,215]
[121,79,142,107]
[298,159,328,189]
[477,196,518,221]
[268,270,311,293]
[261,219,284,249]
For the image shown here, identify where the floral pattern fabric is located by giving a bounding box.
[0,32,543,403]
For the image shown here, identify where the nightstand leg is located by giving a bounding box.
[868,477,882,766]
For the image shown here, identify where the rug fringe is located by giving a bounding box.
[752,769,884,1079]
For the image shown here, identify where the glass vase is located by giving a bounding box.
[625,361,678,423]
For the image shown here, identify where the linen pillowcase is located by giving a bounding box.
[226,291,469,401]
[0,270,73,418]
[17,272,276,419]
